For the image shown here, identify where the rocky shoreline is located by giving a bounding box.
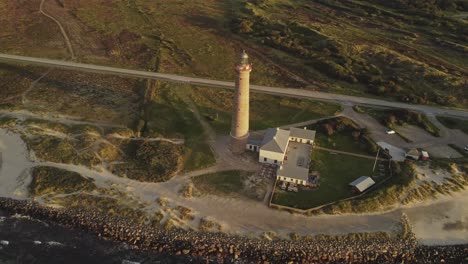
[0,197,466,263]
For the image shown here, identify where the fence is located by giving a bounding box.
[268,157,394,214]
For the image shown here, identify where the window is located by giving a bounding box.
[264,158,267,162]
[274,160,277,164]
[249,145,252,149]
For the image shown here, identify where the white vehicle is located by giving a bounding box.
[385,129,396,135]
[464,145,468,151]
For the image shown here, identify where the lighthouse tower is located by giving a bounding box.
[230,50,252,154]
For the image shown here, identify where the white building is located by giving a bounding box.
[258,128,290,165]
[349,176,375,193]
[289,127,316,144]
[247,127,316,186]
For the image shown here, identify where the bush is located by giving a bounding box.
[29,166,96,196]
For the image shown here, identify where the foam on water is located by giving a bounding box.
[0,240,9,246]
[47,241,65,247]
[122,260,141,264]
[33,241,42,245]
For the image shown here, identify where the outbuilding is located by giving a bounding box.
[405,148,420,160]
[349,176,375,193]
[421,151,430,161]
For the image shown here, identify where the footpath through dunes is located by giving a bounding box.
[0,125,467,243]
[1,198,467,263]
[0,53,467,119]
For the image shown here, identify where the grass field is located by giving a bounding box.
[437,116,468,135]
[1,0,467,108]
[311,117,378,156]
[190,86,342,134]
[271,151,376,209]
[323,161,416,214]
[142,83,216,171]
[191,170,252,196]
[314,132,375,156]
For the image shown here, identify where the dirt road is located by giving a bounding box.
[0,53,466,120]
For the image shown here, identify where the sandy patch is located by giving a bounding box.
[403,190,468,245]
[415,165,451,185]
[0,129,34,198]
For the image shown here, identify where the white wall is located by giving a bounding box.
[277,175,306,186]
[246,144,259,152]
[259,149,285,164]
[289,137,314,145]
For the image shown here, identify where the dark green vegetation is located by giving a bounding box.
[192,170,265,199]
[361,107,441,137]
[192,170,253,197]
[29,166,96,197]
[110,140,184,182]
[0,115,17,127]
[1,117,188,183]
[139,83,216,171]
[232,0,467,107]
[2,0,466,108]
[190,86,341,134]
[437,116,468,134]
[322,161,416,214]
[271,151,377,209]
[311,117,378,155]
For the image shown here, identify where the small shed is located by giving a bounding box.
[421,151,430,161]
[246,138,261,152]
[349,176,375,193]
[405,148,420,160]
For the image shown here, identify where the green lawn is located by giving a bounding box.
[437,116,468,135]
[190,86,342,134]
[191,170,252,196]
[143,83,216,171]
[271,151,376,209]
[314,131,376,156]
[308,117,378,156]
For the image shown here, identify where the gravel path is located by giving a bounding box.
[39,0,75,59]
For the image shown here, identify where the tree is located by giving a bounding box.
[324,123,335,136]
[387,114,397,126]
[352,130,361,140]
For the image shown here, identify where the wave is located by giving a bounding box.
[11,214,49,226]
[122,261,141,264]
[46,241,65,247]
[0,240,9,246]
[33,241,42,245]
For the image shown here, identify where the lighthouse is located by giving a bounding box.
[230,50,252,154]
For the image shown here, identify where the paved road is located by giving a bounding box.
[0,53,467,119]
